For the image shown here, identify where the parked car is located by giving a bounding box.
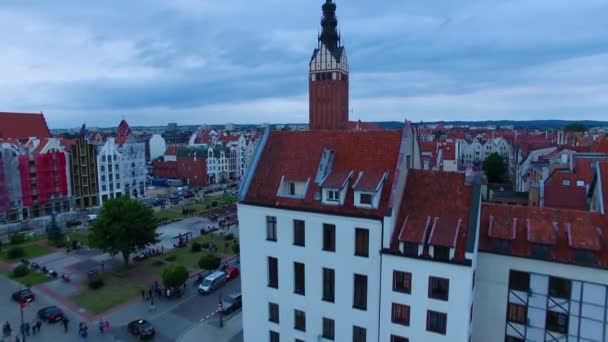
[12,289,35,304]
[183,191,195,199]
[128,319,155,340]
[225,266,240,281]
[198,271,227,295]
[221,292,242,315]
[37,306,64,323]
[65,220,82,228]
[152,198,166,206]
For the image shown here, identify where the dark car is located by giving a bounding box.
[128,319,155,339]
[183,190,195,199]
[221,293,242,315]
[12,289,35,304]
[37,306,64,323]
[65,220,82,228]
[152,198,165,206]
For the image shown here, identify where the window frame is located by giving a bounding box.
[323,224,336,252]
[508,270,530,292]
[268,302,279,323]
[327,189,340,202]
[359,193,373,205]
[428,276,449,301]
[266,216,277,242]
[322,268,335,303]
[354,228,369,257]
[426,310,447,335]
[392,271,412,294]
[294,262,305,295]
[322,317,335,340]
[293,220,305,246]
[353,273,368,311]
[294,309,306,332]
[353,325,366,342]
[546,311,568,334]
[507,303,527,324]
[391,303,410,326]
[267,257,278,289]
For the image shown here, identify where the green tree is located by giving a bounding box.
[198,254,221,270]
[482,152,506,183]
[564,122,587,132]
[89,197,159,267]
[47,214,64,245]
[162,264,189,289]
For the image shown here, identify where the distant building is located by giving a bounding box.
[69,125,99,209]
[149,134,167,161]
[96,138,123,206]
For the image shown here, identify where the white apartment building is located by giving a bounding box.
[238,126,608,342]
[96,138,122,206]
[458,137,511,169]
[149,134,167,161]
[118,136,147,199]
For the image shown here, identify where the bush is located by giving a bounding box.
[152,260,165,267]
[9,234,26,245]
[0,240,3,251]
[223,233,235,241]
[162,265,189,289]
[191,242,202,252]
[165,255,177,262]
[7,247,25,259]
[201,242,210,249]
[88,279,105,289]
[211,201,218,207]
[232,242,240,254]
[198,254,221,270]
[12,264,29,278]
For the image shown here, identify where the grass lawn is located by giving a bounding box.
[155,209,182,221]
[0,267,51,286]
[155,194,237,221]
[0,243,54,262]
[66,231,90,246]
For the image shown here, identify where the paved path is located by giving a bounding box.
[179,312,243,342]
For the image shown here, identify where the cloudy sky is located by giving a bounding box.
[1,0,607,128]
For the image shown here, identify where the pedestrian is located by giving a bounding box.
[98,319,104,334]
[35,319,41,334]
[31,319,37,336]
[149,299,156,312]
[104,320,110,331]
[62,316,69,333]
[148,288,153,300]
[101,261,105,272]
[141,289,146,301]
[24,321,30,336]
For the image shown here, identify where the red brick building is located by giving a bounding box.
[152,146,207,186]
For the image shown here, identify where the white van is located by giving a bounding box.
[198,271,227,295]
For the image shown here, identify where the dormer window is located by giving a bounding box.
[327,189,340,202]
[277,177,309,199]
[289,182,296,196]
[360,193,373,205]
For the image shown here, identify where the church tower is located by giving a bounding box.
[309,0,349,131]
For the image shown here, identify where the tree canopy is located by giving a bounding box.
[162,265,189,289]
[46,214,64,245]
[482,152,506,183]
[198,254,221,270]
[564,122,587,132]
[89,197,159,266]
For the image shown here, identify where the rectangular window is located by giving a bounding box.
[402,242,418,256]
[268,257,278,289]
[426,310,447,335]
[391,303,410,326]
[546,311,568,334]
[355,228,369,257]
[294,310,306,332]
[322,268,335,302]
[508,270,530,292]
[507,303,527,324]
[353,274,368,310]
[360,193,372,205]
[393,271,412,294]
[293,220,305,246]
[322,318,335,340]
[428,276,449,301]
[327,190,340,201]
[289,182,296,196]
[323,224,336,252]
[548,277,571,299]
[269,331,279,342]
[268,303,279,323]
[433,246,450,261]
[353,326,366,342]
[266,216,277,241]
[390,336,409,342]
[294,262,305,295]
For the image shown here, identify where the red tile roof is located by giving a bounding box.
[353,171,386,191]
[574,156,608,184]
[480,203,608,269]
[0,112,51,140]
[115,119,132,145]
[164,145,182,156]
[593,138,608,153]
[601,163,608,215]
[440,142,456,161]
[219,135,240,143]
[543,171,587,211]
[394,170,473,259]
[243,130,403,218]
[347,121,383,131]
[321,170,352,188]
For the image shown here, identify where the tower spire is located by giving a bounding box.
[320,0,340,51]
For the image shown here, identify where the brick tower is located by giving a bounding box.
[309,0,349,131]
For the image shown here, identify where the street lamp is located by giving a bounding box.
[18,284,28,342]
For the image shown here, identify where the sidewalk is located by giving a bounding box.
[178,312,243,342]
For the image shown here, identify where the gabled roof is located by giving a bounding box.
[164,145,182,156]
[394,170,473,260]
[479,203,608,269]
[321,170,352,189]
[243,130,402,218]
[593,137,608,153]
[352,171,387,192]
[543,171,587,211]
[0,112,51,140]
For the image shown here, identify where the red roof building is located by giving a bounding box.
[593,137,608,153]
[479,204,608,268]
[543,170,588,210]
[0,112,51,141]
[242,130,404,218]
[114,119,132,145]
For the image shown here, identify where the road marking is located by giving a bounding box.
[200,310,219,322]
